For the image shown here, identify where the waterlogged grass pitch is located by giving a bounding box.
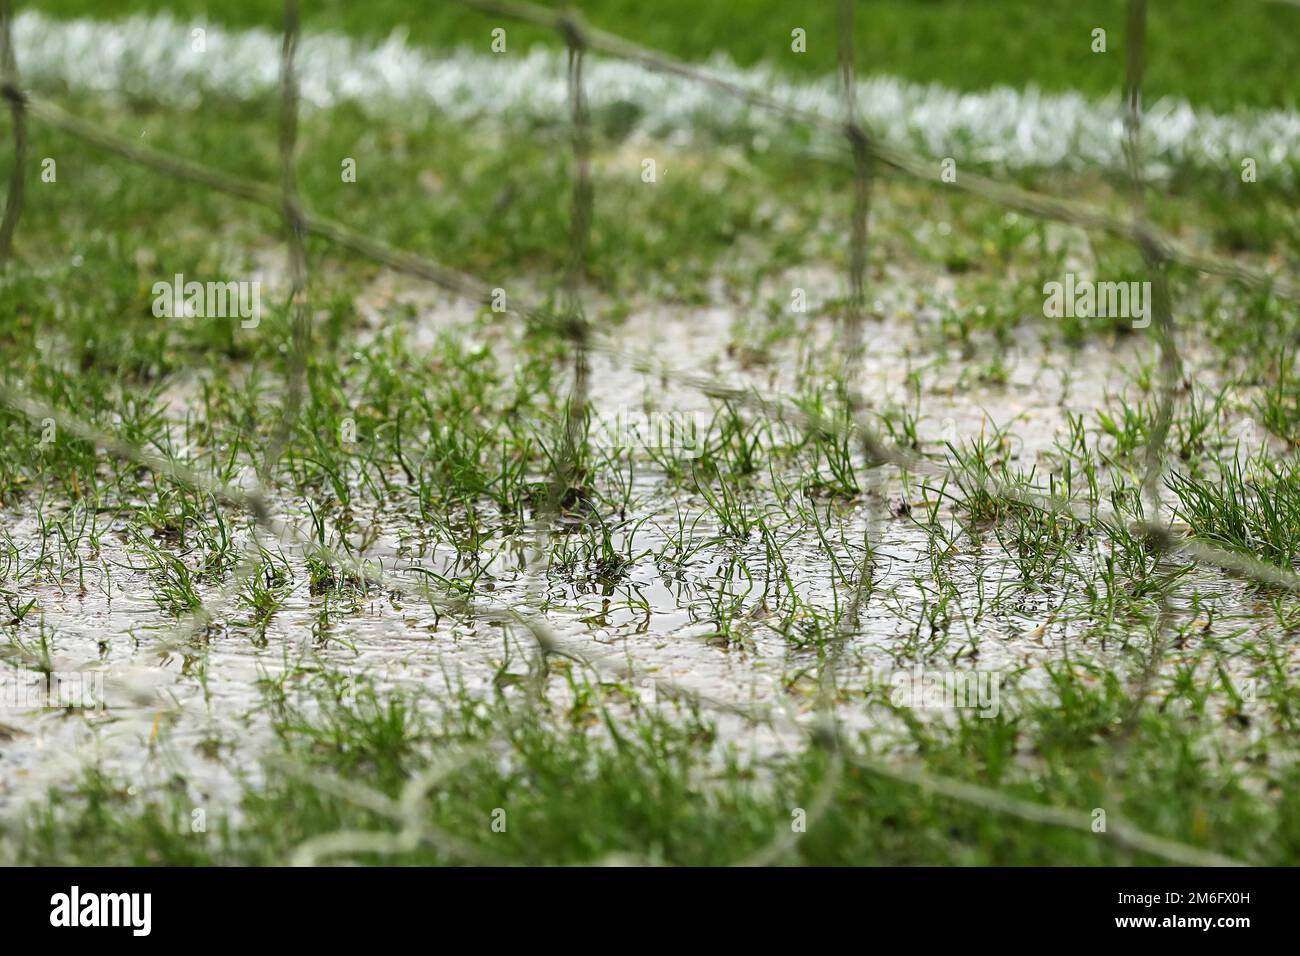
[0,0,1299,866]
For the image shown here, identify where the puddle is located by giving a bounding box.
[1,253,1287,813]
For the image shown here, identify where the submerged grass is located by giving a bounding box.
[11,665,1300,867]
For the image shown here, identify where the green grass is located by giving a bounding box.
[2,0,1300,868]
[11,666,1299,866]
[1169,454,1300,571]
[21,0,1300,112]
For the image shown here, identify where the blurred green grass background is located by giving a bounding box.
[21,0,1300,113]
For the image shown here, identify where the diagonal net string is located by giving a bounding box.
[10,79,1293,306]
[451,0,1297,300]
